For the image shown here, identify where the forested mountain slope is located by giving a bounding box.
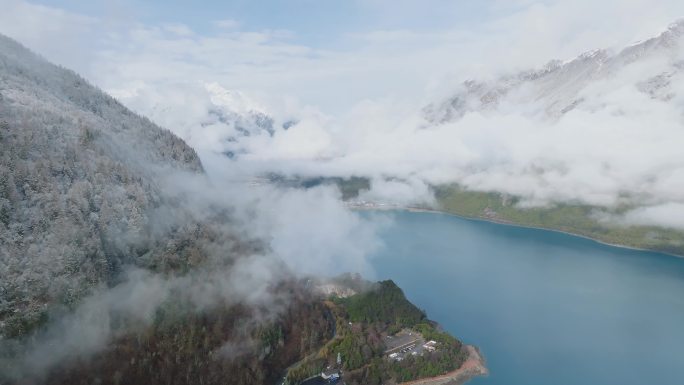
[0,33,204,338]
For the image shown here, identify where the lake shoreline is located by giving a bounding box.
[398,345,488,385]
[349,204,684,259]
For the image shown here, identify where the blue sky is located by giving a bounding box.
[29,0,492,47]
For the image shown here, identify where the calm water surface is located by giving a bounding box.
[365,210,684,385]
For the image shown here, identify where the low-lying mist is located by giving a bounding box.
[1,163,386,381]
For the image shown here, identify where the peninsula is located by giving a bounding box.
[283,275,487,385]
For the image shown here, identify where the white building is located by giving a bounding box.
[321,368,340,380]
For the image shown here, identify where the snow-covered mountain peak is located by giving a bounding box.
[577,48,609,62]
[424,21,684,123]
[204,82,267,117]
[115,81,302,160]
[667,19,684,37]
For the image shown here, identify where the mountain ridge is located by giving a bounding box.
[423,19,684,122]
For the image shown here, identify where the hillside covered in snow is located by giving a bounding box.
[0,31,213,342]
[424,20,684,123]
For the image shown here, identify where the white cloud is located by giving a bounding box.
[3,0,684,226]
[155,171,386,278]
[620,203,684,230]
[358,178,435,206]
[251,186,384,276]
[4,0,684,111]
[0,0,99,71]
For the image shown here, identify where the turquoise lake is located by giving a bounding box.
[364,210,684,385]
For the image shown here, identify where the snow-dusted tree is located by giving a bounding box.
[0,33,214,339]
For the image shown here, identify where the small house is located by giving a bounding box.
[321,368,340,381]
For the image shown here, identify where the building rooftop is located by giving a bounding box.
[322,368,340,376]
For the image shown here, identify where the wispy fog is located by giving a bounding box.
[159,171,385,277]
